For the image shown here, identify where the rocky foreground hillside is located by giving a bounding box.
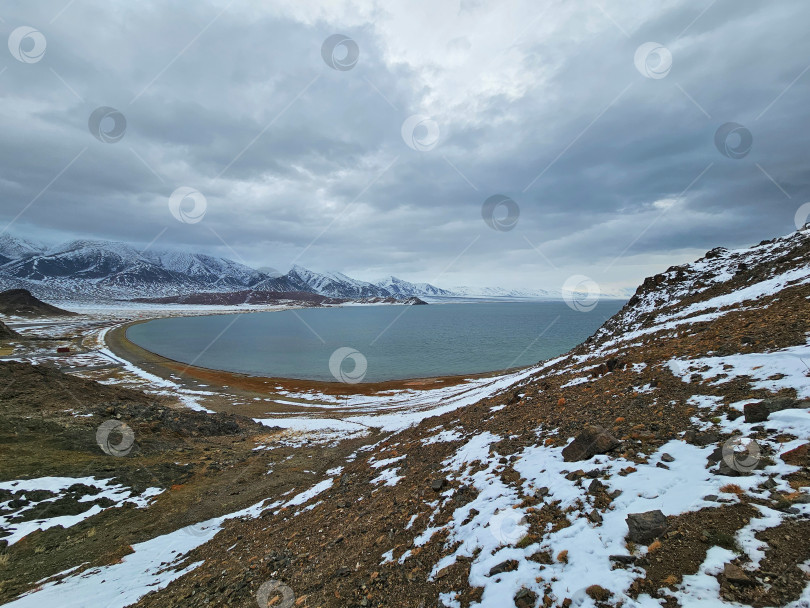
[1,227,809,607]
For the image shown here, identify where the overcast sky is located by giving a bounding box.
[1,0,809,291]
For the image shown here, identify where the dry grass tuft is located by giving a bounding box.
[586,585,611,601]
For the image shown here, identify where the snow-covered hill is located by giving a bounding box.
[0,238,269,301]
[0,235,47,263]
[286,265,392,299]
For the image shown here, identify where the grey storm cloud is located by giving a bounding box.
[1,0,809,292]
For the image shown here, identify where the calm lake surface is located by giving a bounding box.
[127,301,624,382]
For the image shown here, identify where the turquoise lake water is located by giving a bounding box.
[127,301,624,383]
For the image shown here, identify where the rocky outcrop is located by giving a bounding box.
[0,320,18,339]
[0,289,76,317]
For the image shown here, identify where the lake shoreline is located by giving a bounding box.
[106,316,513,399]
[119,301,621,387]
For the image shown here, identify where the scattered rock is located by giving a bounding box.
[626,510,668,545]
[764,397,809,413]
[588,479,604,494]
[686,430,719,446]
[562,425,621,462]
[656,462,670,470]
[661,453,675,463]
[716,460,746,477]
[588,510,603,524]
[781,443,810,467]
[609,554,636,565]
[744,402,769,423]
[514,588,538,608]
[697,432,719,446]
[431,478,447,492]
[489,559,519,576]
[792,493,810,504]
[723,563,755,586]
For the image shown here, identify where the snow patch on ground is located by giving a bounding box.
[4,473,338,608]
[422,429,465,445]
[0,477,162,546]
[668,343,810,399]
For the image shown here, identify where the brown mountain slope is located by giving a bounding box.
[133,228,809,608]
[0,228,808,608]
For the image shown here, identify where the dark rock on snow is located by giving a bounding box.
[562,425,621,462]
[626,510,668,545]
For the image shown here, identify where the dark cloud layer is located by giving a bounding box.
[1,0,809,292]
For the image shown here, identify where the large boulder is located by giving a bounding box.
[743,398,808,423]
[764,397,809,413]
[723,563,754,586]
[781,443,810,467]
[626,510,667,545]
[743,402,769,423]
[562,425,621,462]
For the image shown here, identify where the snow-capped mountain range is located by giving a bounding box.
[0,234,625,303]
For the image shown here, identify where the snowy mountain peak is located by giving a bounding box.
[0,234,47,261]
[375,275,453,297]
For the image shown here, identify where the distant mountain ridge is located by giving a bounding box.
[0,234,619,303]
[0,236,454,302]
